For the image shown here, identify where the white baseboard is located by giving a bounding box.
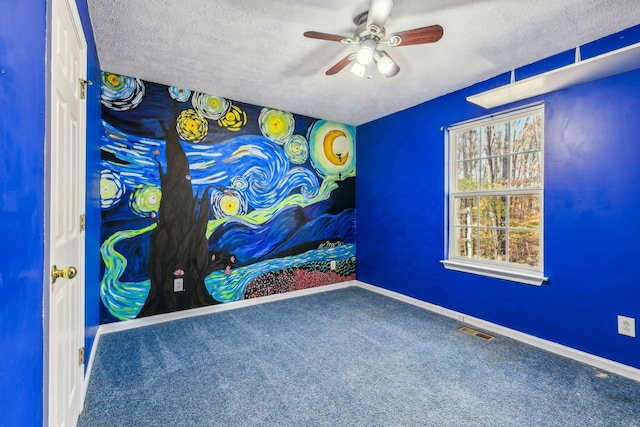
[98,280,354,335]
[354,280,640,383]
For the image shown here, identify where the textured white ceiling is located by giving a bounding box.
[87,0,640,126]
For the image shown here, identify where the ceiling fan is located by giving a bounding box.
[304,0,443,78]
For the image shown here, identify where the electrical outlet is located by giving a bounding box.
[174,278,184,292]
[618,315,636,337]
[330,260,337,271]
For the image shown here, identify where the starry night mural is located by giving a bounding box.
[99,72,356,323]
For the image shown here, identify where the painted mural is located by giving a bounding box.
[99,72,356,323]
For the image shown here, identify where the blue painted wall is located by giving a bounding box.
[357,26,640,369]
[0,0,100,425]
[0,1,46,424]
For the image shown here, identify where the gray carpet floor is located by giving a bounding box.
[79,287,640,426]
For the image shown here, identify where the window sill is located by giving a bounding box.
[440,259,548,286]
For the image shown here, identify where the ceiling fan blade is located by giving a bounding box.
[326,54,357,75]
[304,31,349,43]
[367,0,394,34]
[388,25,444,46]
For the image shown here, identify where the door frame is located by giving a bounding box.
[43,0,88,425]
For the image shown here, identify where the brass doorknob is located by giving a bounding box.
[51,265,78,284]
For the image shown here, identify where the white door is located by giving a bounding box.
[48,0,87,425]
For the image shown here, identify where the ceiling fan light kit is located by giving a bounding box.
[350,62,367,77]
[303,0,443,78]
[374,50,400,77]
[356,38,377,65]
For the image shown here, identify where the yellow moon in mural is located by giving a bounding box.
[323,130,349,165]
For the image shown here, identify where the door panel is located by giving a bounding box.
[49,0,86,425]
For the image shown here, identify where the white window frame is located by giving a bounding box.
[441,104,548,286]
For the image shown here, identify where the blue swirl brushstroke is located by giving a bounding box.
[211,207,355,265]
[101,122,163,189]
[266,209,356,257]
[103,129,321,214]
[189,134,320,210]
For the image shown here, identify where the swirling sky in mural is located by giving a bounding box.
[99,73,356,322]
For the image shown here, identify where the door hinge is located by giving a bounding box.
[79,213,86,232]
[79,78,93,100]
[79,347,85,365]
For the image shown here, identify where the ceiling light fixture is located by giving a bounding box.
[350,62,367,77]
[303,0,444,79]
[356,38,377,65]
[374,50,400,77]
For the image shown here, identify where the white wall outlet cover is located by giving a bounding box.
[174,278,184,292]
[330,260,337,270]
[617,315,636,337]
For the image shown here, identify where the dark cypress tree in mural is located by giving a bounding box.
[139,106,229,316]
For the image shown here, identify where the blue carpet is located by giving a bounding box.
[79,287,640,426]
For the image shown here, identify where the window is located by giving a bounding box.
[442,105,547,285]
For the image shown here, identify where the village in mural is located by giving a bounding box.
[99,72,356,322]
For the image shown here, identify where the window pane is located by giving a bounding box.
[456,128,481,161]
[455,197,477,226]
[479,228,506,261]
[480,196,506,227]
[456,160,479,191]
[511,151,541,188]
[483,122,509,157]
[448,106,543,277]
[455,227,478,258]
[509,230,540,267]
[511,113,542,153]
[481,157,508,189]
[509,195,540,228]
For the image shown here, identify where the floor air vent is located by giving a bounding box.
[458,326,495,341]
